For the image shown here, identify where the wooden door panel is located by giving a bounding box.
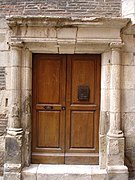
[37,111,60,148]
[36,58,61,104]
[71,57,95,104]
[70,111,94,148]
[65,55,101,164]
[32,54,66,164]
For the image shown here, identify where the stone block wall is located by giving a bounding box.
[0,18,10,175]
[121,34,135,179]
[0,0,121,18]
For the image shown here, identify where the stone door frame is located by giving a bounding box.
[4,16,130,180]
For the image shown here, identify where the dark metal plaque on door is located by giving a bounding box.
[78,85,90,101]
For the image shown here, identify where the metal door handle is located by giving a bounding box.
[44,106,53,110]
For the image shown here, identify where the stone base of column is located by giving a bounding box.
[107,165,128,180]
[4,129,23,180]
[106,136,128,180]
[107,135,125,165]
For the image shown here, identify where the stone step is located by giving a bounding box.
[22,164,107,180]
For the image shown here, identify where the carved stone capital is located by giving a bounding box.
[10,41,24,49]
[110,42,124,50]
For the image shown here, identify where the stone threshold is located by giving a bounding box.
[22,164,107,180]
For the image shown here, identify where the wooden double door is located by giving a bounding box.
[32,54,101,164]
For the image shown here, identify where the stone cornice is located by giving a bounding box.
[6,16,130,29]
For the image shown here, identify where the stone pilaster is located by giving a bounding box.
[4,42,23,180]
[21,47,32,167]
[99,51,111,169]
[106,42,128,180]
[108,42,123,138]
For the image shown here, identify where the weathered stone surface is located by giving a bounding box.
[109,112,121,136]
[0,18,8,29]
[57,28,77,39]
[77,28,120,40]
[121,90,135,112]
[21,67,32,90]
[22,49,32,68]
[26,42,58,53]
[75,43,108,54]
[0,67,6,90]
[22,164,38,180]
[100,111,110,135]
[110,65,121,89]
[110,90,120,112]
[100,89,110,111]
[0,52,9,67]
[101,51,111,66]
[10,47,22,67]
[0,90,11,114]
[121,52,135,66]
[5,134,22,164]
[99,134,106,169]
[107,137,124,166]
[5,68,11,90]
[23,164,107,180]
[107,165,128,180]
[23,131,31,166]
[121,66,135,90]
[125,136,135,149]
[101,65,110,89]
[0,30,9,51]
[4,163,21,173]
[4,172,21,180]
[10,67,21,90]
[91,174,106,180]
[59,43,75,54]
[0,115,7,135]
[108,173,128,180]
[37,174,91,180]
[21,26,48,38]
[122,34,134,52]
[122,113,135,136]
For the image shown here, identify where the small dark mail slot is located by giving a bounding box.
[78,86,90,101]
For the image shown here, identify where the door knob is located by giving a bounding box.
[61,106,66,110]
